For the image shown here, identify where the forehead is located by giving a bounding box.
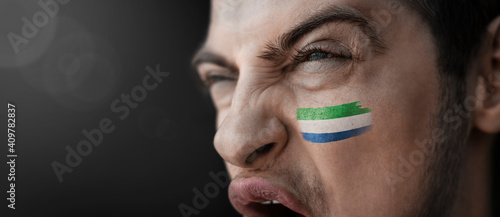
[205,0,395,60]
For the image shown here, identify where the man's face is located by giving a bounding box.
[194,0,446,216]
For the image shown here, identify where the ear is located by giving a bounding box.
[474,16,500,134]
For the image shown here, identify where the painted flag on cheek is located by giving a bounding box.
[297,101,372,143]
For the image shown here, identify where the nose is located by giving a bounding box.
[214,105,288,169]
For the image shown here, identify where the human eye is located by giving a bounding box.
[198,66,237,89]
[204,73,235,87]
[287,40,357,89]
[291,40,353,68]
[305,51,335,61]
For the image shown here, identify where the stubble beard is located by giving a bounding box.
[414,78,469,217]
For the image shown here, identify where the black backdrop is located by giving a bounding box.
[0,0,239,216]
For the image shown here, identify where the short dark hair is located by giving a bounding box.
[407,0,499,79]
[405,1,500,216]
[405,0,499,107]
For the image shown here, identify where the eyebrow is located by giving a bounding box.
[191,49,237,72]
[259,5,387,62]
[191,4,387,69]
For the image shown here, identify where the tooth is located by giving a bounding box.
[260,201,272,205]
[272,200,280,204]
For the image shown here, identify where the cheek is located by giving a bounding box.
[299,83,439,215]
[297,102,373,144]
[296,46,440,215]
[212,83,236,109]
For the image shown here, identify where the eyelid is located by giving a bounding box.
[290,40,354,68]
[198,63,234,79]
[201,67,238,88]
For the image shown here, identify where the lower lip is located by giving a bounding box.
[229,178,309,216]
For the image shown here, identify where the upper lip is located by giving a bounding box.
[229,177,311,217]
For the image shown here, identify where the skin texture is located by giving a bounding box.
[193,0,500,216]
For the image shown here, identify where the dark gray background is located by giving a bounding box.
[0,0,238,216]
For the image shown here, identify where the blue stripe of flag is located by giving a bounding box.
[301,126,371,143]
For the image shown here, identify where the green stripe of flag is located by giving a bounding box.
[297,101,371,120]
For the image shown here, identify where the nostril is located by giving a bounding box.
[245,143,276,164]
[256,143,275,153]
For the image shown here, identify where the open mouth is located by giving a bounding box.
[229,178,310,217]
